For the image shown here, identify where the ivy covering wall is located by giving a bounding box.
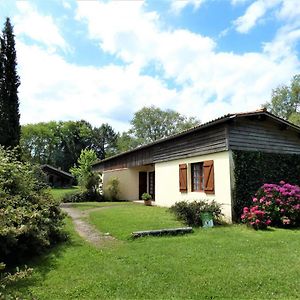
[232,150,300,220]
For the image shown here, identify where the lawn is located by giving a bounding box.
[50,186,79,201]
[71,201,132,211]
[88,204,183,240]
[7,203,300,299]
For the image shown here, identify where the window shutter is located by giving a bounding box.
[179,164,187,192]
[204,160,214,194]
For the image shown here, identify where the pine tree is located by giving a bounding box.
[0,18,20,148]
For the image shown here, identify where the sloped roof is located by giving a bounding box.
[93,109,300,168]
[41,164,74,179]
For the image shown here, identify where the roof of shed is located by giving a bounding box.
[41,164,74,178]
[93,109,300,168]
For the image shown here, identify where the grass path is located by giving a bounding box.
[60,203,119,247]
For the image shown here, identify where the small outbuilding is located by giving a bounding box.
[41,164,74,187]
[93,109,300,222]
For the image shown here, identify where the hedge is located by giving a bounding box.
[232,150,300,220]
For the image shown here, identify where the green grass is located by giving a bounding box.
[71,201,132,211]
[88,203,182,239]
[50,186,79,201]
[7,204,300,299]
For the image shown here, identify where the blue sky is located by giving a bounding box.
[1,0,299,131]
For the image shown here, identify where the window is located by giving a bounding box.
[191,162,204,191]
[178,160,215,194]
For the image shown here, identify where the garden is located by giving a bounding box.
[4,199,300,299]
[1,147,300,299]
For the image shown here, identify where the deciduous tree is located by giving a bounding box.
[90,123,117,159]
[70,149,99,192]
[20,121,118,171]
[264,74,300,124]
[129,106,200,144]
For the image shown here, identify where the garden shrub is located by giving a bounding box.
[105,177,120,201]
[241,181,300,229]
[0,147,66,265]
[32,164,49,190]
[169,200,223,227]
[232,150,300,220]
[62,190,103,203]
[70,149,102,202]
[0,263,33,299]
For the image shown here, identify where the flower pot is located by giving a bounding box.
[144,200,152,206]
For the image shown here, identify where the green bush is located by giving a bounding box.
[241,182,300,229]
[0,147,66,265]
[232,151,300,220]
[141,193,152,201]
[62,190,103,203]
[0,263,33,299]
[105,177,120,201]
[169,200,223,227]
[70,149,102,202]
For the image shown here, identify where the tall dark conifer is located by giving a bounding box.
[0,36,6,143]
[0,18,20,147]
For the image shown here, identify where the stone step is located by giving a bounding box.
[132,227,193,238]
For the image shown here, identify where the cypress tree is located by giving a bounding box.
[0,36,6,143]
[0,18,20,148]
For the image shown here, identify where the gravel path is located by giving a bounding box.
[60,203,117,247]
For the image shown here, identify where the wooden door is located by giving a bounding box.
[139,172,147,199]
[148,171,155,200]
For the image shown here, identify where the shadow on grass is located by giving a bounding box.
[4,231,83,296]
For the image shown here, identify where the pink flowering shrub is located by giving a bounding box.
[241,181,300,229]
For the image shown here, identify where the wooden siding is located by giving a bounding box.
[97,147,155,171]
[153,125,227,162]
[228,117,300,154]
[95,125,228,171]
[94,112,300,172]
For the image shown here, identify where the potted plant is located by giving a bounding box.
[141,192,152,206]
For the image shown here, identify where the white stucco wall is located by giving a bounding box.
[155,151,233,221]
[103,165,155,200]
[103,168,138,200]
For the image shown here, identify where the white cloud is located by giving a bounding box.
[261,0,300,60]
[62,1,72,10]
[75,0,299,124]
[263,25,300,60]
[234,0,281,33]
[231,0,250,5]
[76,1,215,73]
[13,0,300,131]
[277,0,300,21]
[170,0,205,14]
[16,41,176,131]
[14,2,68,52]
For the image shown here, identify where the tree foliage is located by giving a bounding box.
[264,74,300,124]
[116,132,142,153]
[91,123,118,159]
[0,18,20,148]
[67,149,102,202]
[20,120,117,171]
[70,149,98,190]
[0,147,66,265]
[127,105,200,145]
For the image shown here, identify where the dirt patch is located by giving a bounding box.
[61,203,118,247]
